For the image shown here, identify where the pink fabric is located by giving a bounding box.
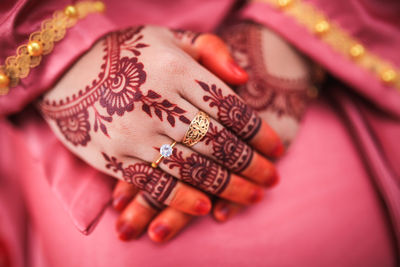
[241,2,400,118]
[0,0,117,115]
[0,0,234,116]
[0,0,399,265]
[0,121,26,267]
[0,111,114,235]
[20,99,396,266]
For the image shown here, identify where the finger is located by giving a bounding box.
[103,154,212,216]
[148,207,193,243]
[159,141,265,205]
[173,30,248,85]
[213,199,243,222]
[112,180,139,211]
[179,74,285,158]
[116,192,161,241]
[160,101,279,186]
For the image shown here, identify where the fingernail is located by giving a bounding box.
[217,204,231,221]
[112,194,130,211]
[151,224,171,242]
[271,141,285,158]
[249,188,264,203]
[264,171,280,187]
[195,199,211,215]
[116,222,136,241]
[229,60,247,77]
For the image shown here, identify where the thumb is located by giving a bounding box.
[177,32,248,85]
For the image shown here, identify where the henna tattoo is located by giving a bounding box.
[171,29,201,44]
[203,122,253,173]
[196,80,261,141]
[40,26,189,146]
[102,153,176,203]
[140,192,165,211]
[163,149,230,195]
[220,22,311,120]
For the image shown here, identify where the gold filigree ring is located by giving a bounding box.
[151,141,177,168]
[182,111,210,147]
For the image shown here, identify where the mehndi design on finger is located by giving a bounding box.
[221,22,311,120]
[102,152,177,203]
[162,149,230,195]
[196,80,261,141]
[40,26,190,146]
[203,122,253,173]
[140,191,166,211]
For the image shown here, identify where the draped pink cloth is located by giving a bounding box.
[0,0,399,266]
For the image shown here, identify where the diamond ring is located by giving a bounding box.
[151,141,177,168]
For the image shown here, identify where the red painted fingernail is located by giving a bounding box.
[195,199,211,215]
[151,224,171,242]
[264,171,280,187]
[112,194,130,211]
[249,188,264,203]
[116,222,137,241]
[229,60,247,77]
[271,141,285,158]
[217,204,231,221]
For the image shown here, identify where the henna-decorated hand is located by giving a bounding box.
[112,180,243,242]
[40,26,284,227]
[220,21,318,145]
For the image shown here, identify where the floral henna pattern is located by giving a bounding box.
[203,122,253,173]
[99,57,146,116]
[56,109,91,146]
[40,26,189,146]
[162,149,230,195]
[196,80,261,141]
[102,153,176,203]
[220,22,311,120]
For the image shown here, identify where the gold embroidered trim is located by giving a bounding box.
[253,0,400,91]
[0,1,106,95]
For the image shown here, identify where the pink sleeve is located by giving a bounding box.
[239,0,400,117]
[0,0,117,116]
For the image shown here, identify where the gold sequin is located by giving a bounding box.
[380,69,397,83]
[314,20,330,35]
[27,41,43,56]
[64,5,78,17]
[276,0,292,8]
[349,43,364,58]
[0,73,10,95]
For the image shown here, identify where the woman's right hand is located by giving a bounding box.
[39,25,283,217]
[112,180,244,242]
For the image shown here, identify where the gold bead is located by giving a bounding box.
[94,1,106,12]
[151,162,157,168]
[380,69,397,84]
[314,20,330,35]
[27,41,43,57]
[0,73,10,95]
[277,0,292,8]
[349,44,365,58]
[64,5,78,17]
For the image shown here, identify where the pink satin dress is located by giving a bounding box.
[0,0,399,266]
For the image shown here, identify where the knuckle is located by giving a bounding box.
[156,49,188,76]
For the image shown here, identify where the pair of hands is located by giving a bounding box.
[40,22,312,242]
